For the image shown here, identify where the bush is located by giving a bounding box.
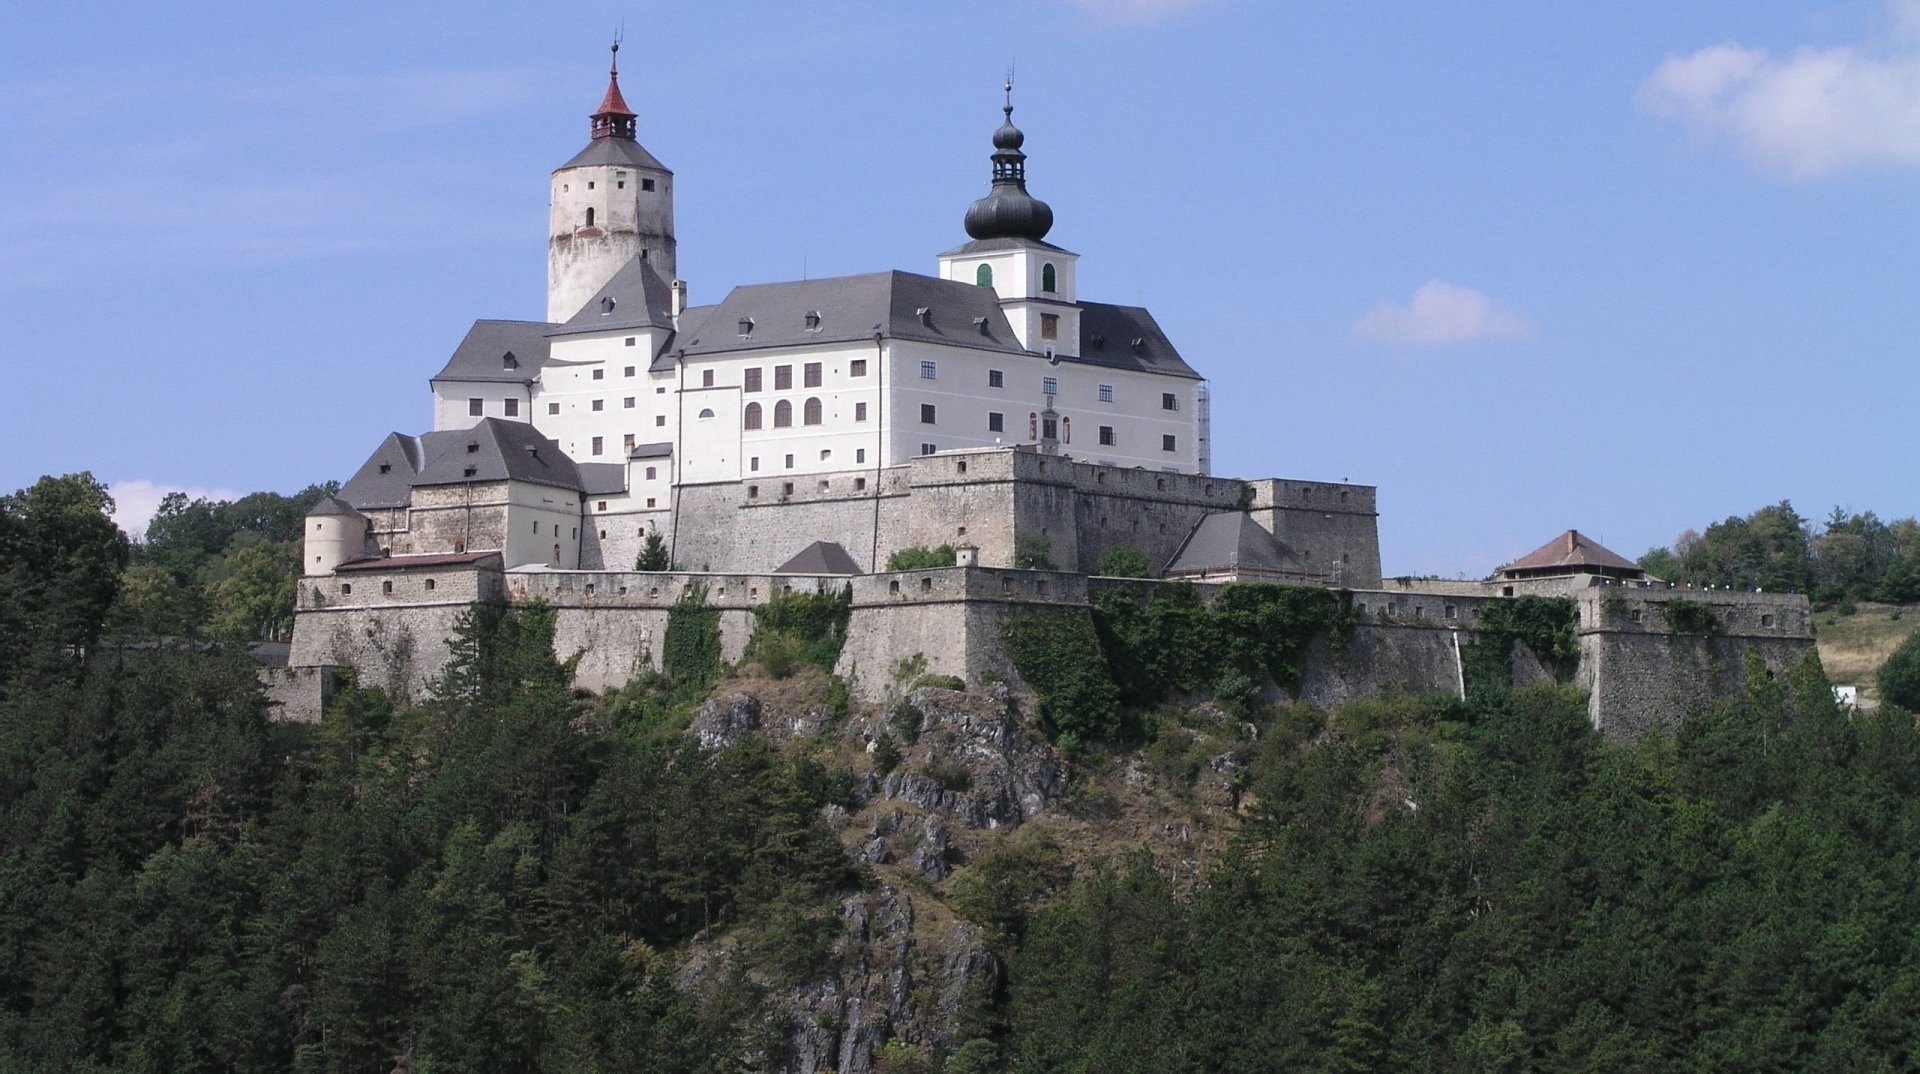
[1213,667,1259,714]
[1097,544,1154,578]
[1014,533,1056,570]
[747,585,852,675]
[1879,633,1920,712]
[886,545,956,571]
[889,700,924,744]
[1661,598,1722,636]
[910,673,966,692]
[1002,609,1123,743]
[873,733,902,776]
[925,758,973,792]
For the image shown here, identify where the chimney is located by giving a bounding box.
[671,279,688,319]
[1565,530,1578,553]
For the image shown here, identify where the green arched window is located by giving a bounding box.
[1042,263,1057,293]
[975,263,993,288]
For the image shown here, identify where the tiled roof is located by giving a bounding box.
[1500,530,1642,575]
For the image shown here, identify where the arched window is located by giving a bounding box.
[803,397,822,426]
[774,400,793,428]
[975,263,993,288]
[743,402,762,430]
[585,207,595,227]
[697,408,715,419]
[1062,416,1072,444]
[1042,263,1057,293]
[1028,412,1038,439]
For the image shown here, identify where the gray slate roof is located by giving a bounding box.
[430,319,553,385]
[552,256,675,337]
[338,420,584,510]
[306,495,364,519]
[1165,512,1312,578]
[557,137,670,173]
[775,540,863,576]
[937,236,1073,258]
[576,463,628,496]
[677,270,1024,359]
[1077,303,1199,379]
[629,441,673,459]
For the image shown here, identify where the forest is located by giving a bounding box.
[7,473,1920,1072]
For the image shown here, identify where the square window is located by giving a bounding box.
[989,369,1003,388]
[744,367,762,392]
[775,365,793,390]
[1162,434,1176,452]
[592,368,605,380]
[587,181,595,189]
[988,412,1004,433]
[1040,313,1059,340]
[591,399,604,411]
[645,466,656,480]
[592,436,604,456]
[504,398,519,416]
[1162,392,1178,411]
[855,401,868,422]
[624,337,636,347]
[1098,384,1113,403]
[804,362,822,387]
[547,402,560,415]
[468,398,483,416]
[597,500,608,512]
[623,397,635,408]
[1099,425,1115,446]
[920,360,937,380]
[850,359,867,377]
[921,404,937,424]
[646,497,657,508]
[624,365,636,376]
[1043,376,1058,396]
[655,415,665,427]
[819,450,831,461]
[920,442,937,456]
[641,177,655,191]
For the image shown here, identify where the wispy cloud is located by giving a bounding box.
[108,479,244,540]
[1061,0,1214,27]
[1352,280,1533,347]
[1638,3,1920,178]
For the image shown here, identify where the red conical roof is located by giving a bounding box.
[595,69,634,118]
[589,42,637,140]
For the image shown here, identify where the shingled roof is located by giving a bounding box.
[337,420,584,510]
[1164,512,1318,581]
[676,270,1024,359]
[429,319,553,385]
[551,255,676,338]
[774,540,864,576]
[1499,530,1643,579]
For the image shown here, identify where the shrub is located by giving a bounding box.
[634,529,671,571]
[747,585,852,675]
[1661,597,1722,636]
[1213,667,1259,714]
[925,758,973,792]
[886,545,956,571]
[889,699,924,744]
[873,733,902,776]
[1002,608,1122,743]
[1097,544,1154,578]
[1879,633,1920,712]
[910,673,966,692]
[1014,533,1056,570]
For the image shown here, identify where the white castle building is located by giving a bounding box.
[320,47,1213,575]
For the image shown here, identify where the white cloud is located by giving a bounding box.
[1638,5,1920,178]
[108,479,243,540]
[1351,280,1534,347]
[1061,0,1213,26]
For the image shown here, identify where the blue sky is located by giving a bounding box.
[4,0,1916,575]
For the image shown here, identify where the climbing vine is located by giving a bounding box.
[1001,608,1122,747]
[1661,597,1723,636]
[663,583,722,690]
[1461,595,1579,699]
[747,584,853,676]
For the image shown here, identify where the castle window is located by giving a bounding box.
[850,359,867,377]
[804,398,823,425]
[804,362,822,388]
[921,443,937,456]
[468,398,483,416]
[587,182,594,190]
[624,434,635,452]
[783,482,795,496]
[774,365,792,390]
[921,361,937,380]
[642,178,655,191]
[975,264,993,287]
[1162,392,1178,411]
[592,368,605,380]
[702,369,715,388]
[646,497,656,507]
[744,402,763,429]
[504,398,519,416]
[592,399,604,411]
[989,412,1004,433]
[1099,425,1115,446]
[749,458,759,472]
[748,485,758,498]
[784,455,795,468]
[1043,376,1058,396]
[1161,434,1176,452]
[697,408,715,419]
[1042,262,1057,292]
[805,311,821,330]
[624,397,635,408]
[1062,417,1071,444]
[585,207,594,226]
[774,400,793,427]
[548,403,560,415]
[382,581,393,595]
[533,520,540,533]
[855,475,867,489]
[340,583,351,595]
[989,369,1004,388]
[617,180,625,189]
[655,415,665,426]
[1040,313,1059,340]
[922,577,933,593]
[855,402,868,422]
[921,403,937,425]
[425,578,436,591]
[1042,416,1058,440]
[625,338,636,347]
[591,436,604,455]
[1445,605,1457,620]
[1761,613,1775,628]
[1098,384,1113,403]
[744,368,762,392]
[890,580,900,595]
[1630,609,1643,623]
[645,466,656,479]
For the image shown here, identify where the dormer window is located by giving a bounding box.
[466,442,479,453]
[378,463,391,474]
[917,306,933,327]
[1090,333,1106,351]
[738,317,754,336]
[502,351,518,369]
[804,311,821,330]
[600,296,616,315]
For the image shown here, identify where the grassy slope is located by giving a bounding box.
[1815,602,1920,698]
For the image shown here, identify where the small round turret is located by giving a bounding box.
[304,496,368,576]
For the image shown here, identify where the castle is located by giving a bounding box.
[273,47,1813,736]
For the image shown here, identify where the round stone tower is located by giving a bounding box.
[547,41,676,323]
[304,496,369,576]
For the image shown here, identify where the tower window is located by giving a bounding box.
[975,264,993,288]
[1162,392,1178,411]
[642,178,655,191]
[921,443,938,456]
[920,403,937,425]
[645,466,657,480]
[1162,434,1176,452]
[1043,376,1058,396]
[920,361,937,380]
[548,403,560,415]
[850,359,867,377]
[1099,425,1115,446]
[804,398,823,425]
[988,412,1004,433]
[585,207,595,226]
[1042,262,1057,293]
[617,180,625,189]
[989,369,1004,388]
[1040,313,1059,340]
[1099,384,1113,403]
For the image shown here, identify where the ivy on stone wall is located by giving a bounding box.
[1661,598,1723,636]
[747,584,853,676]
[663,584,722,690]
[885,545,956,571]
[1461,595,1579,700]
[1000,608,1122,747]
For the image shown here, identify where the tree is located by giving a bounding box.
[885,545,955,571]
[1013,533,1055,570]
[1097,543,1153,578]
[635,529,672,571]
[0,472,130,685]
[1879,633,1920,712]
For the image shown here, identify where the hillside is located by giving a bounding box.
[1814,601,1920,700]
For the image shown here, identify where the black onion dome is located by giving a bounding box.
[964,98,1053,241]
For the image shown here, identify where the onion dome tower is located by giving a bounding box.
[963,81,1055,242]
[547,40,677,323]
